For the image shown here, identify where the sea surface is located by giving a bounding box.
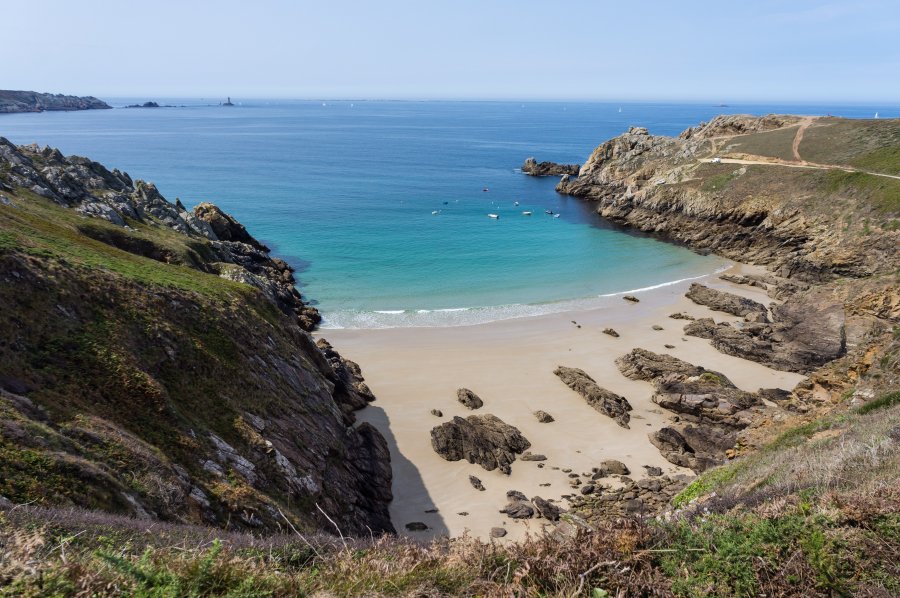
[2,100,894,327]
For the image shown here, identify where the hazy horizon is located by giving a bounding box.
[6,0,900,103]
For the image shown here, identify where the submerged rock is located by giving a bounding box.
[603,328,620,337]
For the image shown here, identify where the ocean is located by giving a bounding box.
[1,99,893,327]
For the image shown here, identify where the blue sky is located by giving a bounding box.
[6,0,899,101]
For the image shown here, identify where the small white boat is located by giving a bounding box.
[522,211,532,216]
[514,201,519,206]
[431,210,440,215]
[488,213,499,219]
[553,214,561,218]
[545,209,553,215]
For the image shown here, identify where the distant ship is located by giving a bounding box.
[222,97,235,106]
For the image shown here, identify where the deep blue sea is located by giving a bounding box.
[2,100,895,327]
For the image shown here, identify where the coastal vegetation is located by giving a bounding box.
[1,114,898,595]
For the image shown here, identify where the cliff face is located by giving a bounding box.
[0,139,392,535]
[0,90,111,113]
[557,115,899,408]
[558,116,899,282]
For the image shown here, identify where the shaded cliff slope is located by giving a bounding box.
[0,139,393,535]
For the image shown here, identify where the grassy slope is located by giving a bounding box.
[0,189,330,529]
[2,397,897,596]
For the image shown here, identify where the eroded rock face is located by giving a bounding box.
[685,283,769,320]
[522,157,580,177]
[430,415,531,474]
[554,366,632,428]
[684,291,846,373]
[316,339,375,423]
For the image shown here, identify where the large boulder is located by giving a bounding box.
[430,415,531,474]
[554,366,632,428]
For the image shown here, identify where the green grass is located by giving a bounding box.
[700,171,737,192]
[856,391,900,415]
[672,464,743,509]
[725,125,799,161]
[852,145,900,176]
[821,170,900,215]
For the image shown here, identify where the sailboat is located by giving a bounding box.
[874,112,880,119]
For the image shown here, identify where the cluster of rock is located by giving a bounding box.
[0,138,320,330]
[521,157,580,177]
[684,284,846,374]
[430,414,531,474]
[615,348,766,473]
[570,473,691,524]
[500,491,563,521]
[0,89,111,113]
[553,366,632,428]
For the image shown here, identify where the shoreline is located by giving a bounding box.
[319,261,807,541]
[318,261,732,330]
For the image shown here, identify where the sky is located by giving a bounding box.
[4,0,899,102]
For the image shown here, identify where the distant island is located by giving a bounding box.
[0,90,110,114]
[124,101,180,108]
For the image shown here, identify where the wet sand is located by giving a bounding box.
[320,264,806,541]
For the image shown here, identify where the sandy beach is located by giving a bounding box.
[320,263,806,541]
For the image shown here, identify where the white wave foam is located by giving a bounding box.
[597,267,727,297]
[319,264,731,330]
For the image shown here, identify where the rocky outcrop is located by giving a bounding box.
[315,339,376,421]
[522,157,580,177]
[430,415,531,474]
[0,138,320,330]
[0,141,393,537]
[0,90,111,113]
[614,348,767,472]
[555,117,898,282]
[683,291,846,373]
[615,349,706,381]
[554,366,632,428]
[678,114,798,140]
[685,283,769,320]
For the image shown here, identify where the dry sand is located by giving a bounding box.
[320,263,806,541]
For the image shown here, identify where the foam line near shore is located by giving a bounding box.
[320,264,730,330]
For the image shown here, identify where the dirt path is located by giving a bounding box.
[702,156,900,181]
[792,117,815,162]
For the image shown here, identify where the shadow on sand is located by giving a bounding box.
[359,405,450,539]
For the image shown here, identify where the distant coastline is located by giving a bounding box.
[0,89,111,114]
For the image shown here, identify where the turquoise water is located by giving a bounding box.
[2,100,894,327]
